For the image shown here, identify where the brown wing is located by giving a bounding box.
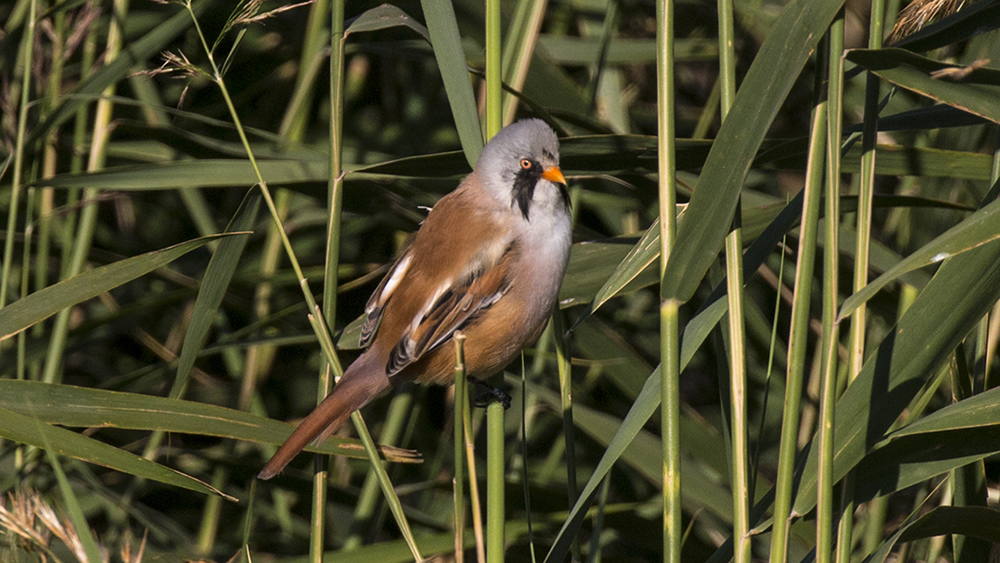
[359,249,413,347]
[385,246,516,376]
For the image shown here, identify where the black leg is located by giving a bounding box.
[467,377,511,409]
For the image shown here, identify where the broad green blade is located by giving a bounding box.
[586,218,661,316]
[847,386,1000,502]
[0,234,237,341]
[791,239,1000,514]
[846,48,1000,123]
[576,193,957,328]
[172,192,261,397]
[36,159,328,191]
[559,237,650,307]
[864,507,1000,563]
[661,0,846,302]
[36,137,996,193]
[345,4,430,42]
[0,403,231,499]
[886,386,1000,437]
[0,380,420,463]
[420,0,483,166]
[839,193,1000,319]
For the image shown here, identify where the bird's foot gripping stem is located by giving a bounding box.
[467,376,511,409]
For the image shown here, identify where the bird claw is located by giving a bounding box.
[467,377,511,409]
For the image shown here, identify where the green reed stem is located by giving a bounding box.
[769,24,833,563]
[824,12,847,563]
[309,0,341,558]
[0,0,35,313]
[487,401,505,562]
[41,0,131,385]
[454,334,468,563]
[656,0,680,560]
[715,0,751,559]
[849,0,884,383]
[345,388,415,551]
[844,2,884,560]
[485,0,502,136]
[181,2,422,557]
[464,396,486,563]
[815,57,839,557]
[347,407,424,560]
[326,0,345,327]
[484,0,504,558]
[501,0,549,123]
[553,308,579,560]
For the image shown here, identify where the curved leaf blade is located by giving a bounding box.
[0,234,240,341]
[0,403,232,499]
[420,0,483,166]
[839,194,1000,320]
[847,48,1000,124]
[172,192,260,397]
[345,4,430,42]
[864,507,1000,563]
[661,0,846,302]
[791,238,1000,515]
[0,380,420,463]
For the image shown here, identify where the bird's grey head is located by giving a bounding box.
[476,119,568,221]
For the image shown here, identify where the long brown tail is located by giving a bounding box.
[258,363,389,480]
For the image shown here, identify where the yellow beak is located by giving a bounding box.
[541,166,567,185]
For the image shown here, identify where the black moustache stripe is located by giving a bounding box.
[557,183,570,209]
[511,166,539,220]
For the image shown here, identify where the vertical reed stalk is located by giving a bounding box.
[41,0,132,385]
[715,0,751,560]
[815,41,839,552]
[7,0,41,384]
[485,0,502,136]
[454,334,468,563]
[484,0,504,558]
[845,4,884,560]
[553,309,579,560]
[37,8,68,310]
[325,0,344,327]
[500,0,549,123]
[769,28,832,563]
[464,402,486,563]
[819,12,851,563]
[849,0,884,383]
[486,401,505,562]
[724,234,750,563]
[823,12,848,563]
[0,0,36,313]
[656,0,680,560]
[309,0,343,558]
[979,129,1000,394]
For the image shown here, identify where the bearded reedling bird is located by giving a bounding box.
[258,119,571,479]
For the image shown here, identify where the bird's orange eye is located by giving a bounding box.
[520,159,532,169]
